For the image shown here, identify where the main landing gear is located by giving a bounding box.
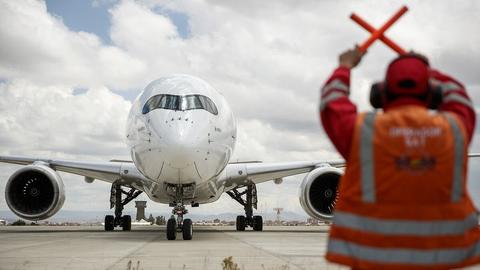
[227,184,263,231]
[104,182,142,232]
[166,203,193,240]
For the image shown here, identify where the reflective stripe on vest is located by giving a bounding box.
[328,239,480,265]
[360,113,376,203]
[333,210,478,236]
[445,114,465,202]
[358,112,465,203]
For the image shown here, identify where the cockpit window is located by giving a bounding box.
[142,94,218,115]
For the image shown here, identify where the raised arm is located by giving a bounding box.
[320,48,363,159]
[430,69,476,143]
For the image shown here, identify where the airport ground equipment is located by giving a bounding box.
[351,6,408,54]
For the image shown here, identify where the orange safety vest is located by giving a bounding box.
[326,105,480,270]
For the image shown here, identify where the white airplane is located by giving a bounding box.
[1,75,476,240]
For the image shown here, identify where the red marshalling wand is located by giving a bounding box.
[351,6,408,55]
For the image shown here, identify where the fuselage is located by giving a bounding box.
[126,75,236,204]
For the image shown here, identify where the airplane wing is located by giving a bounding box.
[223,153,480,188]
[0,155,345,193]
[221,159,345,189]
[2,152,478,190]
[0,155,150,191]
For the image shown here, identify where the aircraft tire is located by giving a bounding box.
[182,219,193,240]
[122,215,132,231]
[105,215,115,231]
[236,215,246,231]
[253,215,263,231]
[167,218,177,240]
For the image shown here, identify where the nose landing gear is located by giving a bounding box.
[104,183,142,231]
[166,203,193,240]
[227,184,263,231]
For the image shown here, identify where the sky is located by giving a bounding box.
[0,0,479,220]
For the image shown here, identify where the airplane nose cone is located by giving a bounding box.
[163,146,195,169]
[150,112,208,169]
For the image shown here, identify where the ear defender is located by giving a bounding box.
[369,80,443,109]
[427,85,443,110]
[370,82,386,109]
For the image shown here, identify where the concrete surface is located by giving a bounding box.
[0,225,347,270]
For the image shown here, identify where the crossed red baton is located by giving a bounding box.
[351,6,408,55]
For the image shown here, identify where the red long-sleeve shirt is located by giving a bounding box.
[320,66,476,160]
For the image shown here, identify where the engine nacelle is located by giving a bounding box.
[299,166,342,220]
[5,163,65,221]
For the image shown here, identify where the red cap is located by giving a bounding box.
[386,55,429,95]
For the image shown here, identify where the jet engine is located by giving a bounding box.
[5,163,65,221]
[299,166,342,220]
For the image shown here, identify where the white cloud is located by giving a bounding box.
[0,0,479,217]
[0,80,131,158]
[0,0,146,90]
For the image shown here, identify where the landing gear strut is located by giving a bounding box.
[227,184,263,231]
[104,182,142,231]
[166,203,193,240]
[165,183,195,240]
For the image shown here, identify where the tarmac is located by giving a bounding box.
[0,225,347,270]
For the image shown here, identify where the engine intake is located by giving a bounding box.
[299,166,342,220]
[5,164,65,221]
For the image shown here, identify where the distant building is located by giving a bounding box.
[135,201,147,221]
[0,219,7,226]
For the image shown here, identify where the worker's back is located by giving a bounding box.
[341,105,468,205]
[327,105,480,269]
